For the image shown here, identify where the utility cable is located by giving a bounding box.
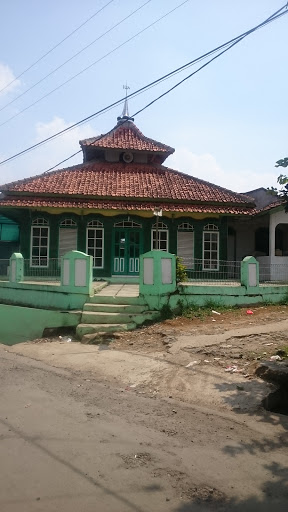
[44,7,288,174]
[0,0,190,129]
[0,0,152,114]
[132,14,286,118]
[0,2,287,169]
[0,0,116,95]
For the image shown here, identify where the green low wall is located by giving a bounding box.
[0,304,80,345]
[0,280,89,310]
[142,284,288,310]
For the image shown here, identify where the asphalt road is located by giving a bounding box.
[0,344,287,512]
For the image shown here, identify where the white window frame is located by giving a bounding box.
[30,218,50,268]
[151,222,169,251]
[177,223,194,268]
[203,224,219,271]
[59,219,77,227]
[58,218,78,261]
[178,222,194,231]
[114,219,142,228]
[86,220,104,269]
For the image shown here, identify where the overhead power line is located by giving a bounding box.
[0,0,190,129]
[45,5,288,173]
[0,0,116,95]
[0,2,287,169]
[0,0,152,114]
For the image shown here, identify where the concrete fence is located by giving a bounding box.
[139,252,288,309]
[0,251,93,310]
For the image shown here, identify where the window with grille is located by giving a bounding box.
[177,223,194,268]
[86,220,104,268]
[30,218,49,267]
[114,220,142,228]
[203,224,219,270]
[60,219,77,227]
[151,222,168,251]
[58,219,78,259]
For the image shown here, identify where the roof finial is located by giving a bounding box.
[122,83,130,117]
[117,83,134,122]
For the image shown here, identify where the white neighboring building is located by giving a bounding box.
[228,188,288,282]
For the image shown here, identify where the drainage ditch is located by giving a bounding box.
[262,386,288,415]
[256,361,288,416]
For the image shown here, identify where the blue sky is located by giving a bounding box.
[0,0,287,192]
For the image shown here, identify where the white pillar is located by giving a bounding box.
[269,214,275,261]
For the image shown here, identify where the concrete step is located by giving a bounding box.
[90,295,145,306]
[83,303,148,314]
[76,323,136,336]
[81,311,159,325]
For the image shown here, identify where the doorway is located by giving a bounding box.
[112,225,143,275]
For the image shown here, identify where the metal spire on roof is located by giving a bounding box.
[117,83,134,122]
[122,83,130,117]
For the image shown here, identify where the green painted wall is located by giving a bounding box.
[9,211,229,278]
[0,304,80,345]
[0,281,89,310]
[0,215,20,260]
[141,284,288,310]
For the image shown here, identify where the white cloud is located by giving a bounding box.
[0,62,21,96]
[0,117,96,184]
[33,117,95,171]
[168,147,279,193]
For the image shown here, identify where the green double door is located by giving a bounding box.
[113,229,143,275]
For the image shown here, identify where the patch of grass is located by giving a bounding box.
[278,294,288,305]
[277,346,288,359]
[160,303,173,320]
[176,299,238,320]
[262,299,274,306]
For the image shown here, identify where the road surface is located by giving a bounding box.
[0,340,287,511]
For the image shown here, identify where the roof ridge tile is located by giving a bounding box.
[79,120,174,154]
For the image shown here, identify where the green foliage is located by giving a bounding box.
[266,186,278,196]
[177,299,194,316]
[176,257,188,283]
[160,303,173,320]
[176,299,237,319]
[277,173,288,185]
[278,293,288,305]
[278,346,288,359]
[268,159,288,205]
[275,158,288,169]
[262,299,273,306]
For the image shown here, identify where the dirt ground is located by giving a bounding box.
[29,304,288,411]
[1,304,288,511]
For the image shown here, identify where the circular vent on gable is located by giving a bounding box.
[122,151,133,163]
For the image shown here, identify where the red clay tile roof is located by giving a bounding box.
[0,195,256,215]
[256,200,286,213]
[0,161,254,209]
[80,120,174,154]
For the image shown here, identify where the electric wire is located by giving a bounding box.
[0,0,116,95]
[45,7,288,174]
[0,0,152,114]
[0,2,287,170]
[0,0,190,129]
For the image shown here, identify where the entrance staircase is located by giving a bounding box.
[76,284,160,339]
